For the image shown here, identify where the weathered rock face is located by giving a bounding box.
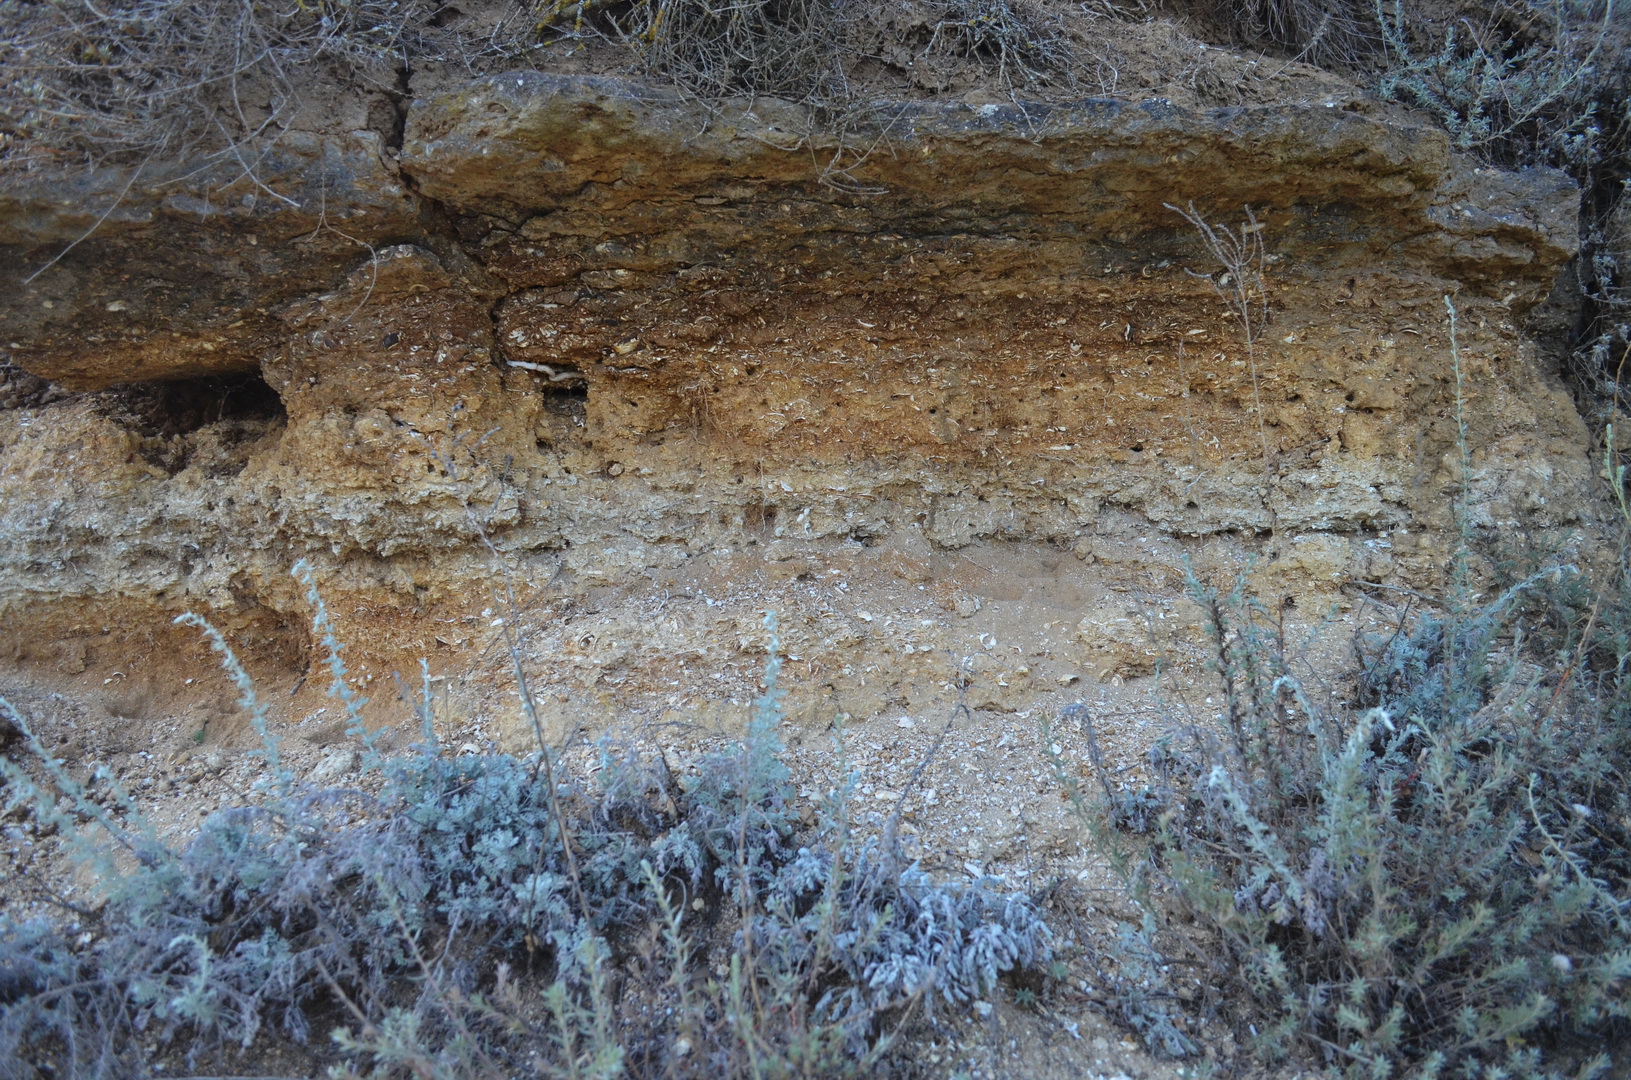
[0,75,1597,741]
[1,128,421,387]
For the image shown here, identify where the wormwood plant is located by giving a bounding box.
[0,595,1052,1079]
[1374,0,1622,166]
[1052,298,1631,1076]
[1057,561,1631,1076]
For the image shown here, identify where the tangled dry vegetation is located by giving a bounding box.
[0,0,430,168]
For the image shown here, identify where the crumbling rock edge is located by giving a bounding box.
[2,74,1578,389]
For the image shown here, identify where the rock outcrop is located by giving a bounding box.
[0,75,1596,741]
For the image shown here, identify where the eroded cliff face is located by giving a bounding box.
[0,75,1596,744]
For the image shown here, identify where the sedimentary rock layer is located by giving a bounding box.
[0,75,1595,737]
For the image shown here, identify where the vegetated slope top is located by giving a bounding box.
[0,0,1375,179]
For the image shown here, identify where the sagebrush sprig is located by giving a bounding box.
[293,559,382,774]
[173,610,293,795]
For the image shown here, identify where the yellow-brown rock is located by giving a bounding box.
[0,76,1598,740]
